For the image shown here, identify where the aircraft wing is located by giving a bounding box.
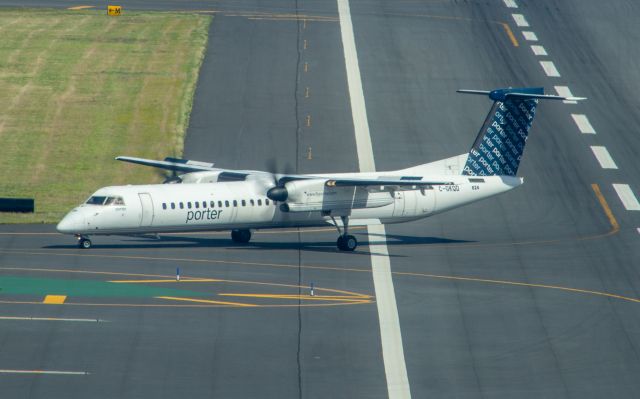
[116,156,216,173]
[324,177,454,188]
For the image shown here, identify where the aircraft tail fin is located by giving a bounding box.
[458,87,585,176]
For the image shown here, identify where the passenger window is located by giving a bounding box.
[203,201,207,208]
[187,202,192,209]
[195,202,199,209]
[250,199,255,206]
[258,199,262,206]
[171,203,175,210]
[233,200,237,207]
[225,200,229,207]
[210,201,215,208]
[218,201,223,208]
[162,203,167,210]
[179,202,184,209]
[241,200,246,207]
[266,199,270,206]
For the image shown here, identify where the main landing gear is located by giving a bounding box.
[332,216,357,252]
[76,235,92,249]
[231,229,252,244]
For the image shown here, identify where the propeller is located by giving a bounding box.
[264,158,295,202]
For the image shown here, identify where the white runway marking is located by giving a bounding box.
[590,146,618,169]
[637,228,640,235]
[531,45,547,56]
[337,0,411,397]
[522,31,538,41]
[512,13,529,27]
[0,316,104,323]
[613,184,640,211]
[571,114,596,134]
[540,61,560,77]
[0,369,89,375]
[554,86,577,104]
[503,0,518,8]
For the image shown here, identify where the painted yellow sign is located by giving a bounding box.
[107,5,122,16]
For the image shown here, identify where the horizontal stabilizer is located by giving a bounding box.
[457,88,586,102]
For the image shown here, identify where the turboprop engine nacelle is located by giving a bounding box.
[275,179,394,212]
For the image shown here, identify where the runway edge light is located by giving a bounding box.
[107,5,122,16]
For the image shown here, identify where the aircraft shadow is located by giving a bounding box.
[43,234,472,257]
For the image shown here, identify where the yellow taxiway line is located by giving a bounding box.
[156,296,258,307]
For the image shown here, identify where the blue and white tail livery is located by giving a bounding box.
[459,87,584,176]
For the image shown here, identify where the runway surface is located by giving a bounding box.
[1,0,640,398]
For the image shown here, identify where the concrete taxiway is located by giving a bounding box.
[1,0,640,398]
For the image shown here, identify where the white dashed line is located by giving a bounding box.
[540,61,560,77]
[531,45,547,56]
[512,14,529,27]
[571,114,596,134]
[522,31,538,41]
[637,228,640,235]
[590,146,618,169]
[0,369,89,375]
[613,184,640,211]
[554,86,577,104]
[503,0,518,8]
[337,0,411,397]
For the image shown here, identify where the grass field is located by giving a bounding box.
[0,9,211,223]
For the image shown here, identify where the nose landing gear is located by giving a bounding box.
[76,235,92,249]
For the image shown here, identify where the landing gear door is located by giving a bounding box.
[392,191,405,217]
[138,193,154,227]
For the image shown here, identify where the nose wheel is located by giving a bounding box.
[332,216,357,251]
[76,236,92,249]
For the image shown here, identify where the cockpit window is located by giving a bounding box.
[86,196,125,206]
[86,196,107,205]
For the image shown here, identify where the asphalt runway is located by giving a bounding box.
[1,0,640,398]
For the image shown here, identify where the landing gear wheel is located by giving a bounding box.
[337,235,357,251]
[79,238,92,249]
[231,229,252,244]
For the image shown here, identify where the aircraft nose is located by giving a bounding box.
[56,210,85,234]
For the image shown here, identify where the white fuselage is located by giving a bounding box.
[56,174,522,236]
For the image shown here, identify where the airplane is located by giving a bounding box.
[57,87,583,251]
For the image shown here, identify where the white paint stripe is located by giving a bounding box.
[571,114,596,134]
[554,86,577,104]
[637,228,640,235]
[540,61,560,77]
[0,316,104,322]
[530,45,547,56]
[613,184,640,211]
[522,31,538,41]
[503,0,518,8]
[0,369,89,375]
[512,14,529,27]
[337,1,411,397]
[590,146,618,169]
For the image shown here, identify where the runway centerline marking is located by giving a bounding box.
[522,31,538,41]
[337,0,411,397]
[511,13,529,27]
[590,146,618,169]
[571,114,596,134]
[540,60,560,77]
[613,184,640,211]
[503,0,518,8]
[531,45,547,56]
[67,5,95,10]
